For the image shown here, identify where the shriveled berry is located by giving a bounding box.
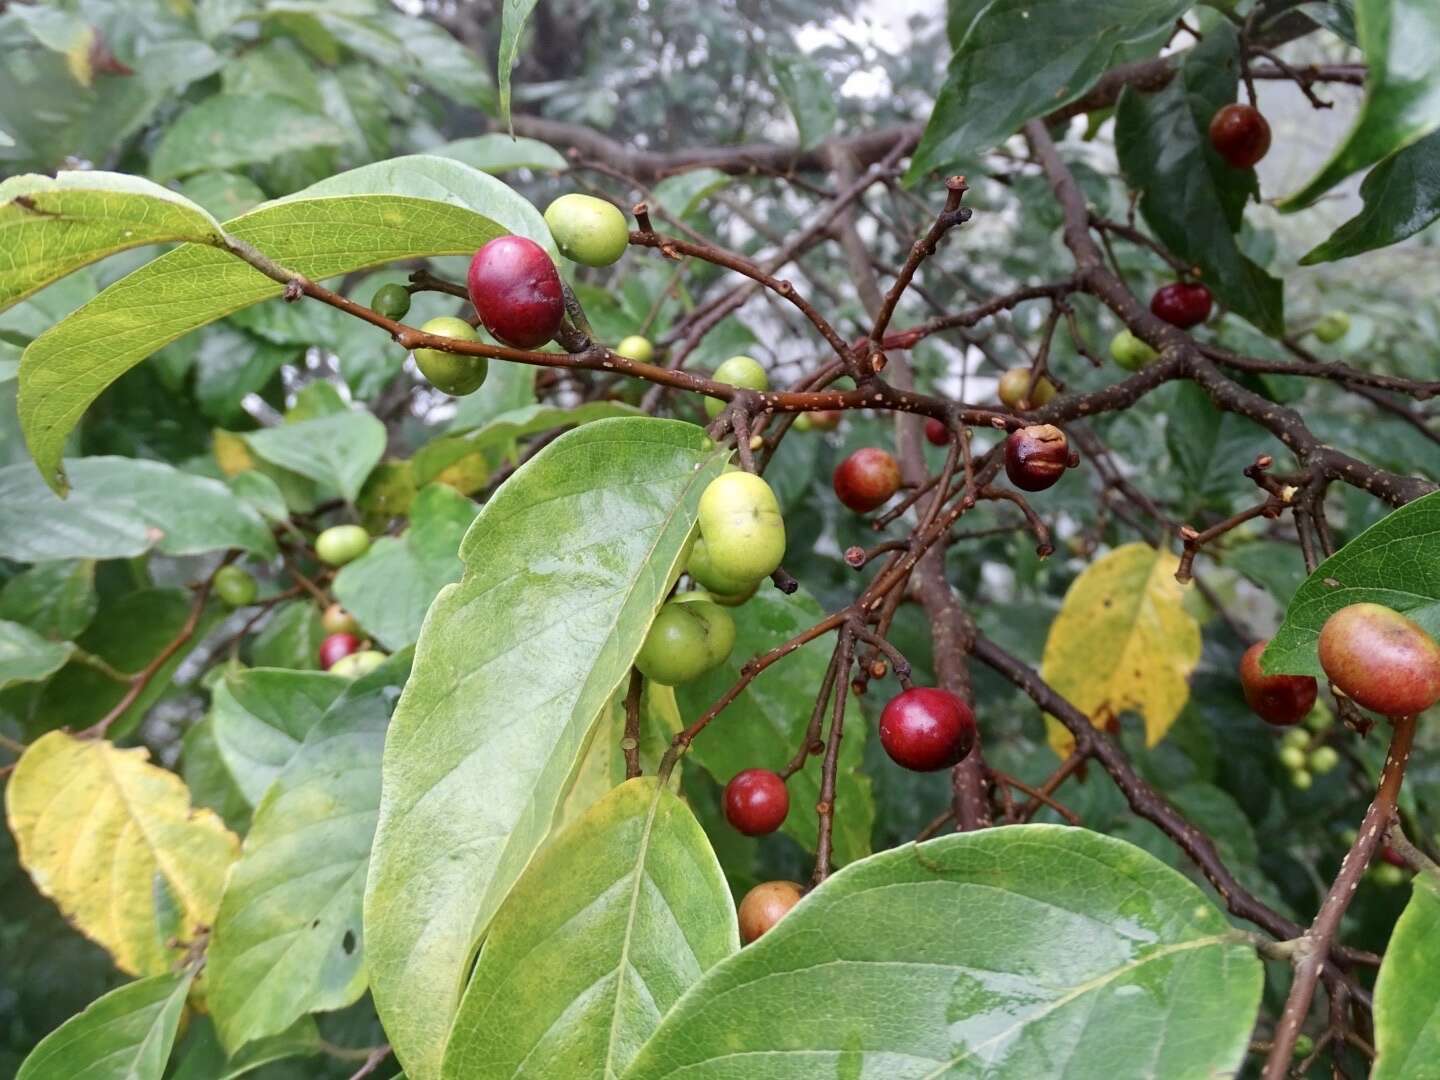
[1004,424,1069,492]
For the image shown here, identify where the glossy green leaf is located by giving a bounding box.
[169,1016,324,1080]
[1116,19,1284,335]
[364,417,729,1080]
[1301,129,1440,262]
[1163,382,1273,512]
[211,668,349,805]
[772,54,837,150]
[624,825,1263,1079]
[430,135,568,174]
[244,411,386,502]
[442,778,738,1079]
[908,0,1188,179]
[208,655,411,1050]
[251,601,327,671]
[176,170,269,221]
[1265,490,1440,676]
[651,170,731,221]
[497,0,541,130]
[676,585,874,867]
[0,171,222,312]
[0,456,274,561]
[0,558,97,640]
[20,155,551,492]
[0,619,72,690]
[1280,0,1440,209]
[333,484,479,651]
[150,93,348,181]
[1373,873,1440,1079]
[16,968,194,1080]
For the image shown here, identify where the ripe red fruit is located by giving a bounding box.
[1239,641,1317,726]
[879,687,977,772]
[1209,103,1272,169]
[833,448,901,513]
[1318,603,1440,717]
[723,769,790,836]
[466,235,564,348]
[1150,282,1213,329]
[319,632,362,671]
[924,417,949,446]
[1004,424,1069,492]
[1380,846,1407,868]
[737,881,803,944]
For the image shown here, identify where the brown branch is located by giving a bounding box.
[622,668,644,780]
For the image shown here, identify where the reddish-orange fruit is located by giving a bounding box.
[738,881,803,944]
[1318,603,1440,717]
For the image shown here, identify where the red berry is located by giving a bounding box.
[924,417,949,446]
[1004,424,1069,492]
[723,769,789,836]
[833,448,901,513]
[319,632,362,671]
[808,410,842,431]
[1150,282,1213,329]
[1318,603,1440,717]
[1239,641,1317,726]
[1380,846,1407,868]
[1209,103,1272,169]
[879,687,976,772]
[466,235,564,349]
[737,881,802,943]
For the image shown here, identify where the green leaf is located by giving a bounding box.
[176,170,269,222]
[0,171,223,313]
[333,484,479,651]
[1115,19,1284,335]
[181,715,252,835]
[497,0,541,130]
[1301,129,1440,262]
[442,778,737,1079]
[1265,490,1440,675]
[1374,873,1440,1078]
[208,655,411,1050]
[1280,0,1440,209]
[16,968,194,1080]
[0,559,97,640]
[624,825,1263,1079]
[20,154,552,493]
[676,585,875,867]
[1292,0,1359,45]
[430,134,568,174]
[150,93,348,182]
[211,668,349,805]
[251,600,326,670]
[772,54,837,150]
[245,411,386,502]
[0,456,275,561]
[651,169,731,221]
[0,619,72,690]
[364,417,729,1080]
[1163,382,1273,512]
[908,0,1189,180]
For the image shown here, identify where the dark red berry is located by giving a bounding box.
[466,235,565,349]
[879,687,976,772]
[723,769,790,836]
[319,633,362,671]
[1004,424,1069,492]
[1150,282,1213,329]
[924,417,949,446]
[1209,103,1272,169]
[1239,641,1317,726]
[833,448,901,513]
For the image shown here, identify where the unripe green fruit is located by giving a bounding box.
[1374,863,1406,887]
[635,598,735,686]
[415,316,487,396]
[330,649,386,679]
[615,335,654,363]
[371,283,411,320]
[213,565,257,607]
[1278,745,1308,771]
[322,603,359,636]
[710,580,759,607]
[544,193,629,267]
[1281,727,1311,750]
[1312,310,1350,344]
[1292,1035,1315,1059]
[997,367,1057,409]
[792,413,813,432]
[1110,329,1159,371]
[1309,745,1340,774]
[1291,768,1313,791]
[697,472,785,584]
[315,524,370,567]
[688,536,758,595]
[1304,701,1334,733]
[705,355,769,418]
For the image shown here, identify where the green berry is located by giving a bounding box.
[1312,311,1350,344]
[1374,863,1406,887]
[544,193,629,267]
[371,283,411,321]
[1291,768,1313,791]
[635,598,735,686]
[705,355,769,418]
[1304,701,1334,733]
[1308,745,1340,774]
[615,335,654,363]
[213,565,258,607]
[1292,1034,1315,1059]
[330,649,386,679]
[1278,745,1307,771]
[415,316,488,396]
[1110,329,1159,371]
[697,472,785,584]
[1281,727,1311,750]
[316,524,371,567]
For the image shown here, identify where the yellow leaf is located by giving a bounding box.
[64,25,96,88]
[5,731,240,975]
[1040,543,1201,757]
[213,429,255,477]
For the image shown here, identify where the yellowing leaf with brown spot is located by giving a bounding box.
[1041,543,1201,757]
[5,731,240,975]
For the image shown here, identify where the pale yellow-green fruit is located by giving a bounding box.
[330,650,386,678]
[704,355,769,418]
[635,599,736,685]
[615,335,654,363]
[697,471,785,583]
[1110,329,1159,371]
[1313,310,1351,344]
[544,193,629,267]
[688,536,759,595]
[997,367,1057,409]
[315,524,371,566]
[415,316,487,396]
